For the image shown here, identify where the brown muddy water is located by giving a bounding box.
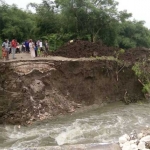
[0,101,149,150]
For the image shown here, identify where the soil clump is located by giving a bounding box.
[51,40,150,64]
[51,40,119,58]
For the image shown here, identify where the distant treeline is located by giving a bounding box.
[0,0,150,50]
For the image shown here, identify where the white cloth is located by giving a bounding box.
[29,42,35,58]
[39,42,42,47]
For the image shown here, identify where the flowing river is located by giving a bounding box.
[0,101,150,149]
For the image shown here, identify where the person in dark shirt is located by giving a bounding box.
[25,40,29,53]
[34,41,38,57]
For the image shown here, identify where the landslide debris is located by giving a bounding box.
[51,40,119,58]
[51,40,150,63]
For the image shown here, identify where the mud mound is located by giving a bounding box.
[51,40,119,58]
[51,40,150,63]
[119,47,150,63]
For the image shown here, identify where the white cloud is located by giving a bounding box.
[4,0,42,10]
[117,0,150,28]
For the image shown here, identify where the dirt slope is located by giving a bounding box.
[0,59,144,125]
[51,40,150,64]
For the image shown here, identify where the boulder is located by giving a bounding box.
[30,80,45,93]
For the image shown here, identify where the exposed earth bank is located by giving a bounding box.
[0,58,144,125]
[0,40,150,125]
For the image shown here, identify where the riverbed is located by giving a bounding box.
[0,101,149,149]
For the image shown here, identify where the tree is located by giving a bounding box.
[28,0,59,37]
[55,0,120,44]
[0,2,36,42]
[118,20,150,48]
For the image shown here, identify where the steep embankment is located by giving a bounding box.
[0,57,144,125]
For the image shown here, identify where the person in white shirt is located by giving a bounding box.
[29,39,35,58]
[39,40,43,51]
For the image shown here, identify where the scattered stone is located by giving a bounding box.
[30,80,45,93]
[138,141,146,150]
[146,141,150,149]
[119,128,150,150]
[138,133,144,139]
[122,141,131,150]
[130,143,138,150]
[119,134,130,145]
[141,135,150,142]
[130,130,137,140]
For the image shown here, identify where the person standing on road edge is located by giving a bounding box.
[34,41,38,57]
[25,40,29,53]
[11,38,17,59]
[1,45,7,61]
[39,40,43,51]
[29,39,35,58]
[2,39,9,60]
[44,40,49,55]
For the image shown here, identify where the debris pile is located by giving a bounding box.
[119,128,150,150]
[52,40,119,58]
[52,40,150,63]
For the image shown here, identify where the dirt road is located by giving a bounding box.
[0,52,115,62]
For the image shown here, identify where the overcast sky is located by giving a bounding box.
[4,0,150,29]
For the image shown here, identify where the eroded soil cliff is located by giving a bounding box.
[0,58,144,125]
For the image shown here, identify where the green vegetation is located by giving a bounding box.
[0,0,150,50]
[132,63,142,77]
[114,48,125,59]
[142,83,150,94]
[132,62,150,94]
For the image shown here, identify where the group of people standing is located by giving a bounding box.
[1,39,49,61]
[22,39,49,58]
[2,38,17,60]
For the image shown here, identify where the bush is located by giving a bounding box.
[132,63,142,77]
[142,83,150,94]
[47,33,77,51]
[132,62,150,95]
